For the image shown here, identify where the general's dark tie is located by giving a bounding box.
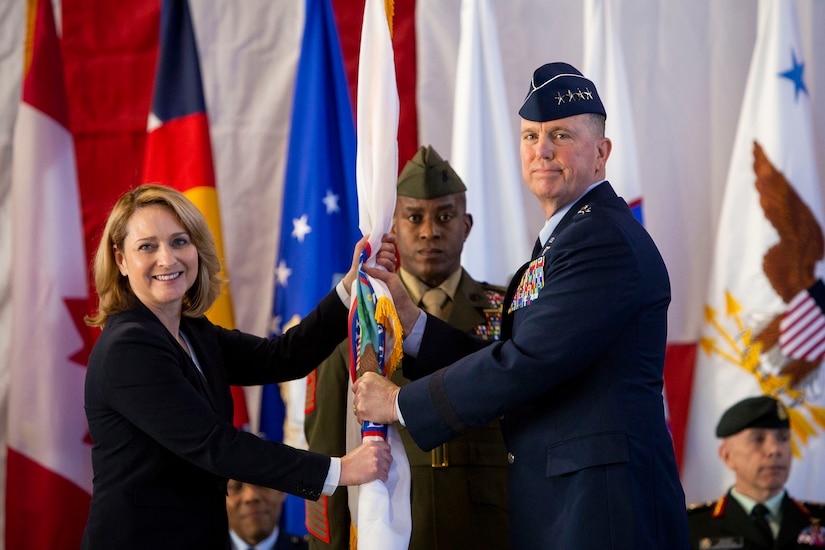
[750,503,773,544]
[531,237,542,259]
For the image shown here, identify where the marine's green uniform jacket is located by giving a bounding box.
[304,269,510,550]
[688,491,825,549]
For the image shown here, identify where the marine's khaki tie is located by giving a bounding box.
[421,286,452,467]
[421,287,449,320]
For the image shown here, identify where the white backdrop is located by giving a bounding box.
[1,0,824,539]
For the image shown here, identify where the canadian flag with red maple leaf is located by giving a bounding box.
[6,0,95,547]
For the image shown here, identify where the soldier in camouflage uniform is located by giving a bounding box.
[304,145,510,550]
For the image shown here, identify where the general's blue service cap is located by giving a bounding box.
[519,62,606,122]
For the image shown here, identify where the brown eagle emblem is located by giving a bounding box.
[751,140,825,386]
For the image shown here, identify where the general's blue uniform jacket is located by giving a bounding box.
[400,182,690,549]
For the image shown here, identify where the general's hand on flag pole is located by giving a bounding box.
[353,372,400,425]
[363,262,422,334]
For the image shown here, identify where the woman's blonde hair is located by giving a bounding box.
[85,184,222,327]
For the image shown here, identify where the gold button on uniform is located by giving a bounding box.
[507,452,515,464]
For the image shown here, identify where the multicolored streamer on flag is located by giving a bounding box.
[346,0,411,547]
[348,246,404,441]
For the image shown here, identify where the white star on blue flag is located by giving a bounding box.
[323,189,341,214]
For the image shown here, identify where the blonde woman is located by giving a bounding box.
[82,184,394,549]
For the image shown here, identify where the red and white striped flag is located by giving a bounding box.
[6,0,94,547]
[779,281,825,362]
[682,0,825,504]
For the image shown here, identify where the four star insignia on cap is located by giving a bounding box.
[555,88,593,105]
[558,88,593,102]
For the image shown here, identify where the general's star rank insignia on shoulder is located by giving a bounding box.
[509,256,545,313]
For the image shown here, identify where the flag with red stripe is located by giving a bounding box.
[142,0,248,427]
[780,280,825,361]
[6,0,94,547]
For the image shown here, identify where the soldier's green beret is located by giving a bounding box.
[396,145,466,199]
[715,395,789,437]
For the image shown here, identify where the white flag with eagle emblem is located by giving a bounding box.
[681,0,825,504]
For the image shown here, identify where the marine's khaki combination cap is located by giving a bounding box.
[396,145,466,199]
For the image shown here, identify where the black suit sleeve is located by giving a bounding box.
[401,313,491,379]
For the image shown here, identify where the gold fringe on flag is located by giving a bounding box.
[375,295,403,379]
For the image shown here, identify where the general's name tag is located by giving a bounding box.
[508,256,545,313]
